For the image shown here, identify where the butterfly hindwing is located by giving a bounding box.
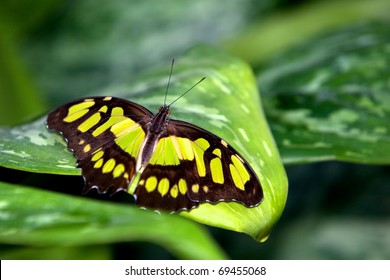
[135,119,263,212]
[135,164,199,211]
[78,142,137,193]
[47,96,152,193]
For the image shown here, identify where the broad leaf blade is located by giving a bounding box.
[0,181,226,260]
[260,21,390,164]
[0,46,288,241]
[0,118,78,174]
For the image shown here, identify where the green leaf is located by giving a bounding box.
[0,181,226,259]
[0,117,78,174]
[260,21,390,164]
[0,46,288,241]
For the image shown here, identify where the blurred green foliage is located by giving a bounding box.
[0,0,389,259]
[260,21,390,164]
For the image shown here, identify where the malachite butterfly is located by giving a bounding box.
[47,67,263,212]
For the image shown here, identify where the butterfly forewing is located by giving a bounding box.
[47,96,263,212]
[47,96,152,193]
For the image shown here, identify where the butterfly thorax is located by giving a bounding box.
[136,105,171,172]
[149,105,170,133]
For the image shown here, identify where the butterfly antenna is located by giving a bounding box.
[164,59,175,106]
[168,76,206,107]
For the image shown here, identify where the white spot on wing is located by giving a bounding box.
[221,139,228,148]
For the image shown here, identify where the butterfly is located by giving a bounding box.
[47,68,263,212]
